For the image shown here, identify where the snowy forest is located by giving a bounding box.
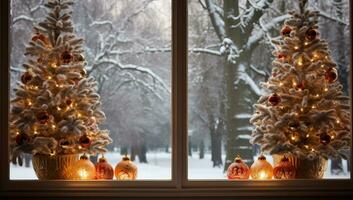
[10,0,350,180]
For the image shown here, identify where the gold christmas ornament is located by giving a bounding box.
[115,155,137,180]
[227,155,250,180]
[74,154,96,180]
[250,155,273,180]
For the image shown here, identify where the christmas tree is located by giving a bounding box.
[250,0,351,160]
[10,0,112,165]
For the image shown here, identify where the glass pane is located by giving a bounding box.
[10,0,171,180]
[188,0,351,180]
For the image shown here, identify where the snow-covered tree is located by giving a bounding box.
[250,0,351,160]
[10,0,112,164]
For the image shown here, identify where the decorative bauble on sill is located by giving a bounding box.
[250,155,273,180]
[273,156,296,179]
[95,156,114,180]
[115,155,137,180]
[74,154,96,180]
[227,155,250,180]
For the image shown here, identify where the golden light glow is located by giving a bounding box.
[28,101,32,106]
[78,169,89,180]
[279,82,284,86]
[57,107,61,111]
[304,42,309,46]
[52,124,56,129]
[324,88,328,92]
[304,145,309,149]
[300,108,304,112]
[48,76,52,80]
[16,131,20,135]
[259,171,267,179]
[321,64,324,68]
[298,61,303,66]
[331,135,335,139]
[306,134,310,138]
[311,105,316,109]
[292,82,297,87]
[315,94,320,97]
[291,136,297,141]
[77,113,82,117]
[311,148,315,152]
[34,86,38,89]
[336,120,340,124]
[56,84,59,87]
[294,46,299,50]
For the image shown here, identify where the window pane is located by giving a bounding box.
[188,0,351,180]
[10,0,171,180]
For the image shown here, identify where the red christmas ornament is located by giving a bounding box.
[277,53,287,60]
[273,156,296,179]
[320,133,331,145]
[15,133,30,145]
[32,33,48,44]
[227,155,250,180]
[95,156,114,180]
[296,81,305,90]
[61,51,73,64]
[79,135,91,148]
[281,26,292,37]
[268,93,281,106]
[115,156,138,180]
[21,72,33,84]
[272,72,277,77]
[306,29,317,41]
[36,111,50,124]
[325,68,338,83]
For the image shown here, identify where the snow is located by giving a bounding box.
[235,64,264,96]
[10,152,350,180]
[235,113,253,119]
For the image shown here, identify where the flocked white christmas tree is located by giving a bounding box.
[250,0,351,160]
[10,0,112,165]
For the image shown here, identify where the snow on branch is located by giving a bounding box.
[205,0,225,40]
[250,64,267,77]
[245,14,289,50]
[89,21,114,30]
[93,60,171,94]
[235,64,264,96]
[13,15,34,24]
[315,8,349,26]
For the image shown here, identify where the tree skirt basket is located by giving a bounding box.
[273,154,328,179]
[32,154,79,180]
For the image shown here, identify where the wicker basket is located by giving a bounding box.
[273,154,328,179]
[32,154,79,180]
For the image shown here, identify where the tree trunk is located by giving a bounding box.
[120,146,128,155]
[199,140,205,159]
[223,0,254,171]
[188,140,192,157]
[130,145,137,161]
[138,143,148,163]
[24,154,31,168]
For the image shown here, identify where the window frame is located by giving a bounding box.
[1,0,353,199]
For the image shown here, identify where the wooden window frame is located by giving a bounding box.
[1,0,353,199]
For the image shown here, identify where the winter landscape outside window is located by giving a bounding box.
[188,0,351,180]
[9,0,172,180]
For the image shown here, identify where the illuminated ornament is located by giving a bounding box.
[74,154,96,180]
[250,155,273,180]
[288,121,300,130]
[319,132,331,145]
[280,26,292,37]
[268,93,281,106]
[15,133,30,145]
[115,155,137,180]
[290,131,301,143]
[227,155,250,180]
[21,72,33,84]
[36,111,50,124]
[75,54,85,62]
[273,156,296,179]
[61,51,73,64]
[31,32,48,44]
[95,156,114,180]
[325,68,338,83]
[305,29,317,41]
[79,135,91,148]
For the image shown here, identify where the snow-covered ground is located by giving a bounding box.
[10,152,350,180]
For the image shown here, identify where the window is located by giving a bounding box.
[187,0,351,180]
[1,0,353,198]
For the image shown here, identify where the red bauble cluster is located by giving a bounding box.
[79,135,91,148]
[95,156,114,180]
[268,93,281,106]
[325,68,338,83]
[21,72,33,84]
[281,26,292,37]
[15,133,30,145]
[273,156,296,179]
[36,111,50,124]
[306,29,317,41]
[61,51,73,64]
[320,133,331,145]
